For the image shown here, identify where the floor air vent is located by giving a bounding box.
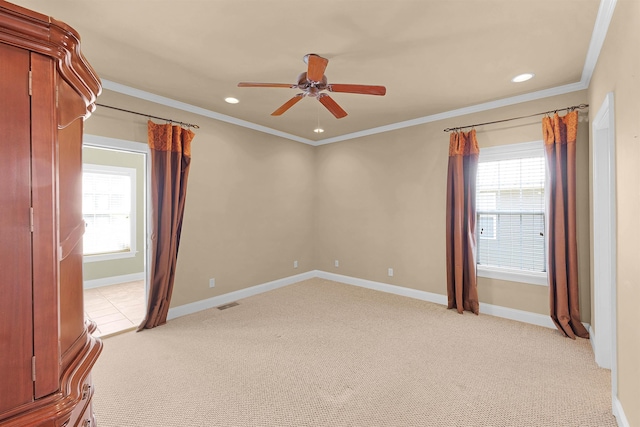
[217,302,239,310]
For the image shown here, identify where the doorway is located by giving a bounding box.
[591,93,617,395]
[82,135,151,337]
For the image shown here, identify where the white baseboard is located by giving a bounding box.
[613,396,630,427]
[316,270,560,329]
[315,270,448,305]
[479,301,556,329]
[83,272,145,289]
[166,270,317,320]
[166,269,587,336]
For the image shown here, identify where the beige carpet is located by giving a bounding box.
[92,278,616,427]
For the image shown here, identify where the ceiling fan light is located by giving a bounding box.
[314,128,324,133]
[511,73,535,83]
[225,97,239,104]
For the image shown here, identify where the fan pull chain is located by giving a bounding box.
[314,101,323,134]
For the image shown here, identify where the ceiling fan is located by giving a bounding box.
[237,54,386,119]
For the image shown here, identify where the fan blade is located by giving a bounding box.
[328,84,386,96]
[318,94,347,119]
[307,54,328,82]
[238,82,297,88]
[271,94,305,116]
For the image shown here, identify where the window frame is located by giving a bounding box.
[82,163,137,263]
[476,140,548,287]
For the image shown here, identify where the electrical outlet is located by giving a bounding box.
[334,260,339,267]
[209,278,215,288]
[294,260,298,268]
[388,268,394,277]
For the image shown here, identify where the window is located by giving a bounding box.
[476,141,547,286]
[82,164,136,262]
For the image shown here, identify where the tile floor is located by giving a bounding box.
[84,280,146,338]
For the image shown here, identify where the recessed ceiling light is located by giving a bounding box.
[511,73,535,83]
[314,128,324,133]
[225,97,239,104]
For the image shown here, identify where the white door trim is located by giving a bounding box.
[591,92,617,398]
[83,134,152,303]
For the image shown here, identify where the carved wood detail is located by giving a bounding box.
[0,2,101,117]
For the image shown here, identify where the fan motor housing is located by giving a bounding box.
[297,72,327,97]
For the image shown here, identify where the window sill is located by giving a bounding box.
[477,265,548,286]
[84,250,137,263]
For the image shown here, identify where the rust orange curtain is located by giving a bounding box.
[445,130,479,314]
[542,111,588,339]
[138,121,195,331]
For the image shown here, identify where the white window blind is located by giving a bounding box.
[476,143,546,273]
[82,165,135,257]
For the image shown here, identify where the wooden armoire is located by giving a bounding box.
[0,2,102,426]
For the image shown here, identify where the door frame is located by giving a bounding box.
[591,92,617,396]
[82,134,152,302]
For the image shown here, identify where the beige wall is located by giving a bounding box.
[314,91,591,320]
[87,91,592,320]
[85,91,316,308]
[82,146,145,281]
[588,0,640,424]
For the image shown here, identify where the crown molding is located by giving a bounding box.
[581,0,617,87]
[101,79,314,145]
[103,79,587,147]
[315,81,587,145]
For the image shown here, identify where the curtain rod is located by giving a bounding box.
[96,103,200,129]
[443,103,588,133]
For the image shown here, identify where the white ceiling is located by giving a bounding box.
[10,0,611,144]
